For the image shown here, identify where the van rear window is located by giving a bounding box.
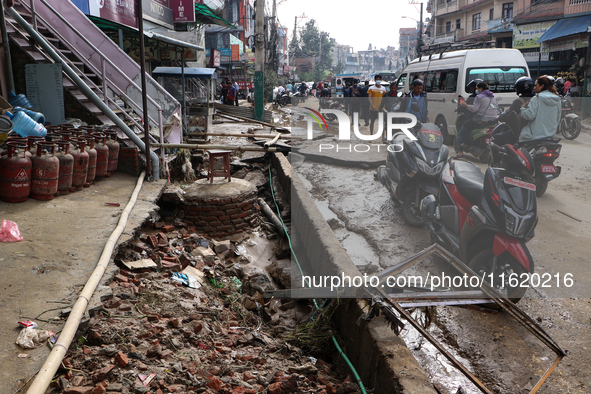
[466,67,528,93]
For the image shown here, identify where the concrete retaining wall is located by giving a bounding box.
[271,153,437,394]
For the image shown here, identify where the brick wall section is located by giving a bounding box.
[117,146,143,176]
[181,190,260,239]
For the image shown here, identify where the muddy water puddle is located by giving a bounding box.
[298,161,485,393]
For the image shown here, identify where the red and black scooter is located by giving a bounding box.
[421,144,537,302]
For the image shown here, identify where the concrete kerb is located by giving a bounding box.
[271,153,437,394]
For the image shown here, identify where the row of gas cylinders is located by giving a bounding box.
[0,126,120,202]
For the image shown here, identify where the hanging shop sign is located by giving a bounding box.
[142,0,174,29]
[210,49,221,67]
[513,21,556,49]
[231,44,240,61]
[170,0,196,22]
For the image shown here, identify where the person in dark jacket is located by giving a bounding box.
[404,79,428,123]
[359,81,370,126]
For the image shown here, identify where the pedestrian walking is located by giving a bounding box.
[232,79,239,106]
[359,81,370,126]
[367,75,386,134]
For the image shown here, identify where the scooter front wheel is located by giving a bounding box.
[470,248,531,305]
[561,117,581,140]
[402,194,425,228]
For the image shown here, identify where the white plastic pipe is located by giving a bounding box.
[26,171,146,394]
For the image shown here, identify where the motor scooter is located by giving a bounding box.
[421,143,537,302]
[490,109,562,197]
[376,123,449,227]
[454,95,497,163]
[558,96,581,140]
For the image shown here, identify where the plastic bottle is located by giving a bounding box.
[5,111,47,138]
[8,91,33,108]
[13,107,45,125]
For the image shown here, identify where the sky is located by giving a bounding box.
[275,0,430,53]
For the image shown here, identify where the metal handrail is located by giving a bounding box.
[7,6,161,178]
[16,11,160,143]
[31,0,178,129]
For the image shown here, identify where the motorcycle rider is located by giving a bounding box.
[518,75,562,142]
[555,78,565,96]
[465,78,483,104]
[454,81,498,159]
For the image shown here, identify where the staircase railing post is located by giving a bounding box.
[30,0,37,31]
[101,57,107,104]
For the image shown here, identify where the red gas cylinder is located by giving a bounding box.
[0,142,32,202]
[30,141,59,200]
[26,136,45,158]
[55,140,74,195]
[79,136,97,185]
[103,130,120,174]
[71,138,89,191]
[2,137,26,156]
[91,133,109,179]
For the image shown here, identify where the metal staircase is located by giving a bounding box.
[3,0,180,136]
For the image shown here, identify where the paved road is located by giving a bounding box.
[295,124,591,393]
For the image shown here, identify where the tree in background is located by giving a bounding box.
[296,20,333,80]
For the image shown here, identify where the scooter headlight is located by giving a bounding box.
[415,158,444,176]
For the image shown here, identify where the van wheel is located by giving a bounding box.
[436,116,453,145]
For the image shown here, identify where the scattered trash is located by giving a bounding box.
[17,354,28,358]
[141,373,156,386]
[16,327,54,349]
[0,219,23,242]
[104,202,121,207]
[122,258,158,270]
[309,356,318,365]
[17,321,37,329]
[171,272,201,289]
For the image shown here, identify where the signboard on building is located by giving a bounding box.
[522,52,549,63]
[513,21,556,49]
[236,81,253,89]
[93,0,137,28]
[210,49,221,67]
[231,44,240,61]
[142,0,174,29]
[170,0,195,22]
[284,65,290,75]
[547,33,588,52]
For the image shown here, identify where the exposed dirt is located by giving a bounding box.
[45,225,356,394]
[296,125,591,393]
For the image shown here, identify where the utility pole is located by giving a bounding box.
[409,0,424,59]
[254,0,265,121]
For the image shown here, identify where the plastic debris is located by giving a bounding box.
[0,219,23,242]
[17,321,37,329]
[171,272,201,289]
[16,327,54,349]
[104,203,121,207]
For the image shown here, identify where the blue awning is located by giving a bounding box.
[537,15,591,43]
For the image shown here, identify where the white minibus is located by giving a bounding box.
[396,48,530,144]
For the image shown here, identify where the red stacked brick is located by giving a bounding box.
[181,191,259,238]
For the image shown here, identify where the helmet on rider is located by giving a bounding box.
[544,75,555,86]
[466,79,483,93]
[514,76,534,96]
[555,78,565,89]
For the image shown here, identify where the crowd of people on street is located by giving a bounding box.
[218,78,240,106]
